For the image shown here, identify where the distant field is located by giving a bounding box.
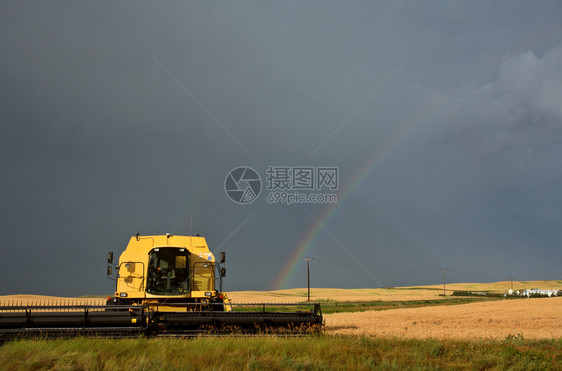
[1,280,559,305]
[228,280,562,302]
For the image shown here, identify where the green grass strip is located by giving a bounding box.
[1,336,560,370]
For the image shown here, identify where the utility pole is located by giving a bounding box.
[440,268,449,296]
[509,277,515,291]
[302,258,313,302]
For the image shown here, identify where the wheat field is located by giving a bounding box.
[325,296,562,340]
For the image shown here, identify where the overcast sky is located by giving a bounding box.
[1,2,561,296]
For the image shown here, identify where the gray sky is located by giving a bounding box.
[1,2,561,296]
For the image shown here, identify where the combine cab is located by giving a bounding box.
[0,234,322,340]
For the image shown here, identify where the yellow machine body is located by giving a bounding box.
[114,234,228,308]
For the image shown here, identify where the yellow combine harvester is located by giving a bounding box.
[0,234,322,340]
[107,234,230,310]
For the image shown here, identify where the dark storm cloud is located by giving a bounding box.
[1,1,561,295]
[440,48,562,157]
[354,47,562,285]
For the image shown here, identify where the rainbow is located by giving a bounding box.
[271,121,418,290]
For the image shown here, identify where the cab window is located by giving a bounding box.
[146,248,190,295]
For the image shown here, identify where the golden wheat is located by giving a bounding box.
[325,296,562,339]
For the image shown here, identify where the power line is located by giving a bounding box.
[440,268,449,296]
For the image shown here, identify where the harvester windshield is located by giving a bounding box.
[146,248,190,295]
